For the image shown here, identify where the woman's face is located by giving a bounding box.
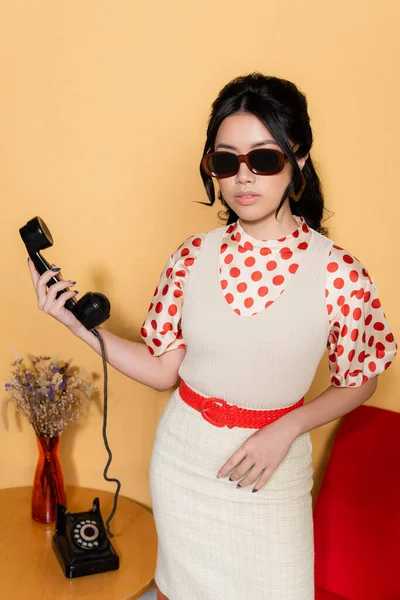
[214,112,306,225]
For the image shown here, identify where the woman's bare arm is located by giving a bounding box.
[27,258,185,391]
[73,323,184,391]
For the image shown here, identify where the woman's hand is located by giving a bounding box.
[216,420,297,492]
[27,258,82,332]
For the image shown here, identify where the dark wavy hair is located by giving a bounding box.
[199,73,329,235]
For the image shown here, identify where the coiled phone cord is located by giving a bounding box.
[91,328,121,538]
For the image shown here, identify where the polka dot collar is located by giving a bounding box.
[226,215,311,253]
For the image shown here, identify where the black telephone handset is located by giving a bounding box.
[20,217,120,578]
[20,216,110,330]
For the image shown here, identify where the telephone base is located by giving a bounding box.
[52,498,120,579]
[53,534,119,578]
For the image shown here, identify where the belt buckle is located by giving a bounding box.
[200,397,229,428]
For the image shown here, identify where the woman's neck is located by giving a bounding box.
[238,208,299,241]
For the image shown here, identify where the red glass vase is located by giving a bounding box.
[32,435,67,524]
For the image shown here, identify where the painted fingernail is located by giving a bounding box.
[229,477,233,481]
[236,483,241,488]
[69,281,76,285]
[51,267,61,272]
[252,489,258,493]
[73,290,79,294]
[216,472,222,479]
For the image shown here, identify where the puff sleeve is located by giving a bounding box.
[140,233,206,356]
[326,245,397,387]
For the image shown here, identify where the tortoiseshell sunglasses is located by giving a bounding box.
[201,144,300,179]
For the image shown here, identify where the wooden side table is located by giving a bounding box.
[0,486,157,600]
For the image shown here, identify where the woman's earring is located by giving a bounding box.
[289,171,306,202]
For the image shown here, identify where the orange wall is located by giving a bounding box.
[0,1,399,507]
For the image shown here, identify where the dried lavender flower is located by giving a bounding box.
[3,354,97,437]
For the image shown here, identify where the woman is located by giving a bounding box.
[28,73,397,599]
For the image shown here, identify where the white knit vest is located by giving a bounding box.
[178,226,334,410]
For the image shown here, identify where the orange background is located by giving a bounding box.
[0,0,399,507]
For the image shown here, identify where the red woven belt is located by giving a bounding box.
[178,380,304,429]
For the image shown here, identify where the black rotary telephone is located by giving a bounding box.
[20,216,121,578]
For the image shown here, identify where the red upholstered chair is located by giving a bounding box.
[313,404,400,600]
[315,590,347,600]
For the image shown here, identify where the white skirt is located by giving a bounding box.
[149,388,315,600]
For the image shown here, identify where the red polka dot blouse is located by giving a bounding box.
[141,217,397,387]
